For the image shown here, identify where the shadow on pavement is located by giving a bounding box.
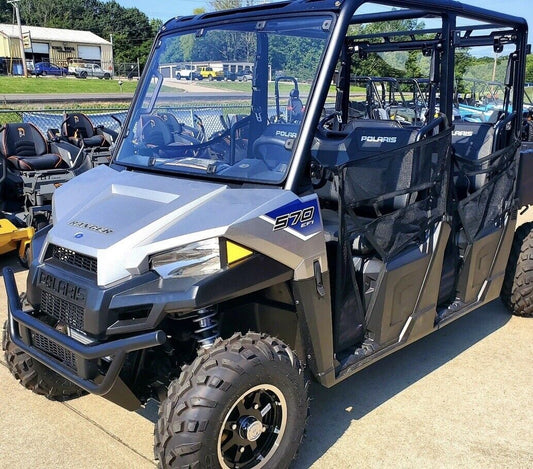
[294,301,510,468]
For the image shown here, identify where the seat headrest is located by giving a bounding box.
[452,122,495,159]
[1,122,48,158]
[63,113,95,138]
[346,126,418,160]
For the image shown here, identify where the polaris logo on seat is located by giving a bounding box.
[275,130,298,139]
[452,130,474,137]
[361,135,397,143]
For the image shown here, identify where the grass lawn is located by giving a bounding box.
[0,75,138,94]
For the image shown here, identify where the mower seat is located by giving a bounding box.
[287,89,304,122]
[62,112,107,148]
[0,123,67,170]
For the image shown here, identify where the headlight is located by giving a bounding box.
[150,238,221,279]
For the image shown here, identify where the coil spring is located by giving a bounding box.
[192,307,219,349]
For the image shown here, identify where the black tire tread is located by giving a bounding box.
[2,322,84,399]
[154,332,308,469]
[501,222,533,317]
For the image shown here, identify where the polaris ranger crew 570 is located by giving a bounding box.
[3,1,532,467]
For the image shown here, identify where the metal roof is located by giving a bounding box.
[0,24,111,45]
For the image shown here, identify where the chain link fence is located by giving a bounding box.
[113,62,142,80]
[0,103,261,140]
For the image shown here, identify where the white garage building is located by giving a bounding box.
[0,24,113,75]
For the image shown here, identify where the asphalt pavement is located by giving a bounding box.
[0,215,532,468]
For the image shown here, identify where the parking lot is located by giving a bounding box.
[0,214,532,469]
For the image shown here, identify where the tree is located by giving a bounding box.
[526,54,533,83]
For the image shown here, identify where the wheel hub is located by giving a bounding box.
[217,384,288,468]
[239,416,263,442]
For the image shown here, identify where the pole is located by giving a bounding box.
[137,57,140,80]
[8,0,27,77]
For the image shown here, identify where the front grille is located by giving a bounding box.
[31,332,78,371]
[41,291,84,330]
[49,244,97,274]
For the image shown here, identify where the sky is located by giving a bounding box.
[115,0,532,44]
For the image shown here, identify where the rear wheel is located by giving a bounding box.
[501,221,533,316]
[176,73,181,80]
[154,332,308,469]
[2,321,84,399]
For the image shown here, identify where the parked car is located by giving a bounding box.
[236,69,253,81]
[175,65,202,80]
[33,62,67,77]
[70,63,112,79]
[198,66,224,81]
[223,70,237,81]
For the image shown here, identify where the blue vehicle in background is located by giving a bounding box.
[33,62,67,77]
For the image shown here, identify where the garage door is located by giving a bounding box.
[32,42,49,54]
[78,45,101,61]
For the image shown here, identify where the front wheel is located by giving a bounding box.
[2,321,84,399]
[154,332,308,469]
[501,221,533,316]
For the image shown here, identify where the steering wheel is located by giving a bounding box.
[317,111,344,138]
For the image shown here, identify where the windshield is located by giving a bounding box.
[115,15,332,184]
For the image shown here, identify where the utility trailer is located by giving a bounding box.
[3,1,531,467]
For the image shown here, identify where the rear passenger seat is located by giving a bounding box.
[451,121,495,196]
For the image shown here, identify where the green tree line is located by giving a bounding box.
[0,0,161,64]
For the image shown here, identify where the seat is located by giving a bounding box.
[62,112,107,148]
[157,112,202,144]
[0,123,67,170]
[287,89,304,122]
[452,122,496,195]
[316,122,424,257]
[138,115,174,147]
[252,124,298,170]
[317,121,419,211]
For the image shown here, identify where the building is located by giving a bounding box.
[0,24,113,75]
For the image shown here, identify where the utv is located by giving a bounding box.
[3,1,531,467]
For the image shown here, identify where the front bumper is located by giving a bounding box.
[4,267,166,396]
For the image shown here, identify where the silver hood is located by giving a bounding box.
[47,165,293,286]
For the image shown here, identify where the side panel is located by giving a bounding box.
[291,274,336,387]
[456,227,508,304]
[517,145,533,208]
[365,250,431,346]
[481,216,517,302]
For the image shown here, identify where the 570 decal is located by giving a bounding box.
[263,199,320,240]
[273,206,315,231]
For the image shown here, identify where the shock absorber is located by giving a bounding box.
[192,306,219,349]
